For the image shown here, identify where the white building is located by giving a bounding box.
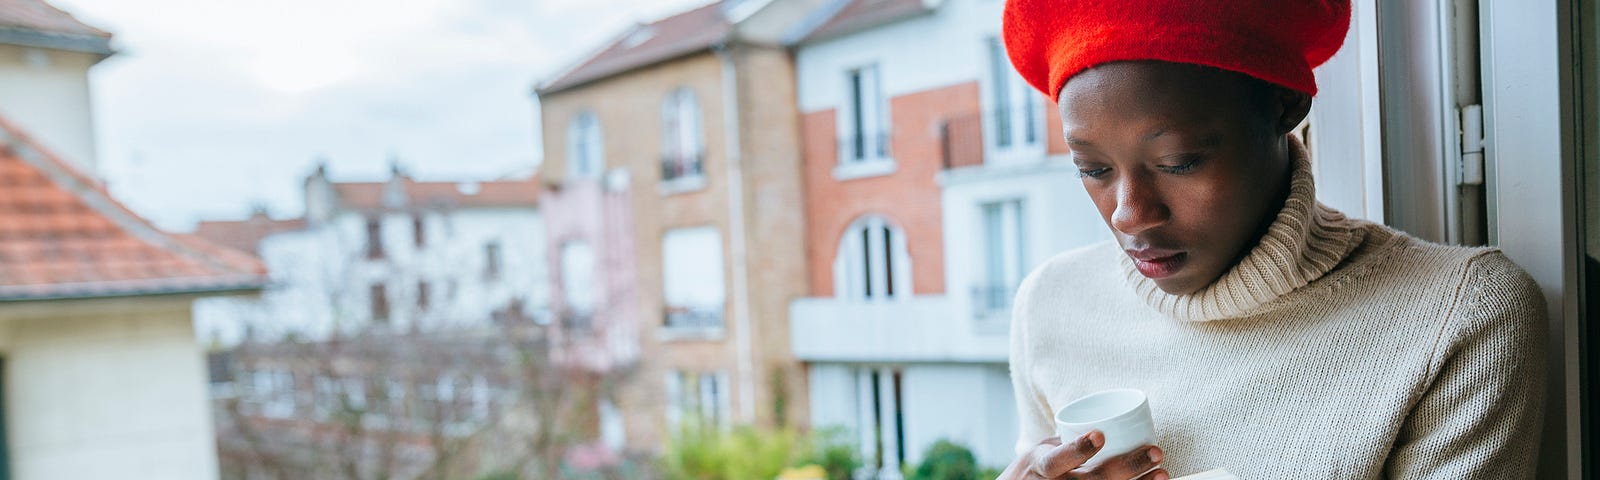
[785,0,1107,473]
[194,164,548,344]
[0,3,265,479]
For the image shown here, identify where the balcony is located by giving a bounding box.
[661,305,724,340]
[789,295,1008,363]
[940,104,1049,171]
[660,153,706,194]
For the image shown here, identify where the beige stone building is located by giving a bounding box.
[534,0,822,451]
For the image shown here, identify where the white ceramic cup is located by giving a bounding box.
[1054,388,1156,468]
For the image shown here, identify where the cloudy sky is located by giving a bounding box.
[49,0,708,230]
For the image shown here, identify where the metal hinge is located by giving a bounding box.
[1458,104,1485,186]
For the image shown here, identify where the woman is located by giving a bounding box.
[998,1,1547,479]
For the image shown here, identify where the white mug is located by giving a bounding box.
[1054,388,1156,467]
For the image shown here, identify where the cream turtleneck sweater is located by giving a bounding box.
[1009,140,1547,478]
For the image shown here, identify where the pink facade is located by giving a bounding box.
[540,179,641,373]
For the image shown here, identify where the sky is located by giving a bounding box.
[48,0,710,230]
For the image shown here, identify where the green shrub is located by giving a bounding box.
[660,418,810,480]
[802,427,861,480]
[909,440,979,480]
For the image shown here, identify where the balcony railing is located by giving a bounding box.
[664,305,723,330]
[838,131,891,162]
[941,104,1049,170]
[971,284,1017,318]
[661,152,705,181]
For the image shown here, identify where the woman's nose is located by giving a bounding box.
[1110,174,1170,236]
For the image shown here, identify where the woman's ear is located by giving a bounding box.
[1274,88,1313,135]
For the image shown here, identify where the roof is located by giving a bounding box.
[0,0,113,55]
[328,177,541,211]
[0,114,264,301]
[788,0,932,45]
[192,211,307,255]
[537,1,733,94]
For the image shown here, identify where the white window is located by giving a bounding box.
[854,367,905,474]
[841,64,889,165]
[662,87,704,181]
[567,111,604,178]
[977,199,1026,316]
[834,216,911,300]
[665,370,729,429]
[662,227,726,329]
[986,37,1042,157]
[559,241,597,327]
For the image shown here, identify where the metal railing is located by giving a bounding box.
[837,131,892,162]
[664,305,723,330]
[971,284,1017,317]
[661,152,705,181]
[940,103,1050,170]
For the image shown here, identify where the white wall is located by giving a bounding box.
[939,164,1109,328]
[0,45,101,174]
[194,205,546,344]
[795,0,1006,113]
[1,299,219,480]
[805,363,1017,470]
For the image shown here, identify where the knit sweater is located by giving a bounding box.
[1009,142,1548,478]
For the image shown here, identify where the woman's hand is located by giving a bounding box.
[997,431,1168,480]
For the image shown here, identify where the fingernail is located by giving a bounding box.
[1147,447,1163,464]
[1152,471,1170,480]
[1086,431,1104,448]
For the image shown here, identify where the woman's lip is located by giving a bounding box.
[1131,252,1187,279]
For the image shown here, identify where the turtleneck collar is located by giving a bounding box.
[1120,138,1367,322]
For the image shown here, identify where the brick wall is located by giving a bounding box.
[800,81,981,297]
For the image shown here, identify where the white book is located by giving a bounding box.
[1170,468,1239,480]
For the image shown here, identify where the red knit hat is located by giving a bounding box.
[1003,0,1351,102]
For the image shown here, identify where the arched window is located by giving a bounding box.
[661,88,704,181]
[833,215,911,300]
[567,111,604,179]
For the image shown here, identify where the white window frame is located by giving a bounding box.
[833,216,912,301]
[976,198,1025,319]
[661,87,707,193]
[981,36,1046,165]
[661,226,726,336]
[567,111,604,179]
[836,64,894,180]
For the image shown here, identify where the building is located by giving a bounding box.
[784,0,1103,473]
[534,0,826,452]
[0,0,111,175]
[192,165,566,476]
[193,164,547,344]
[0,2,268,478]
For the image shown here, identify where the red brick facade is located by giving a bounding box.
[800,81,983,297]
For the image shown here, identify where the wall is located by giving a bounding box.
[0,45,101,175]
[0,297,218,480]
[538,52,737,449]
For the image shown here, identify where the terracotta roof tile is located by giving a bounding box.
[192,213,307,255]
[793,0,930,44]
[538,1,732,94]
[0,0,113,54]
[0,113,264,301]
[330,177,540,211]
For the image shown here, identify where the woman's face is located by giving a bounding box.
[1057,61,1306,295]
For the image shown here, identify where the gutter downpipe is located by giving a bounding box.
[715,39,759,424]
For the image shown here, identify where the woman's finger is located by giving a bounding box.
[1076,445,1163,480]
[1032,431,1104,478]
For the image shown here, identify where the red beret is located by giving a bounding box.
[1002,0,1351,102]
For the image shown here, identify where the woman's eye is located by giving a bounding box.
[1158,155,1204,174]
[1077,167,1110,179]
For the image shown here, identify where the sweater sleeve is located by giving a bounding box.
[1384,252,1548,479]
[1010,266,1056,456]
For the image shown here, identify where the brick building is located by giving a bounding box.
[534,0,826,452]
